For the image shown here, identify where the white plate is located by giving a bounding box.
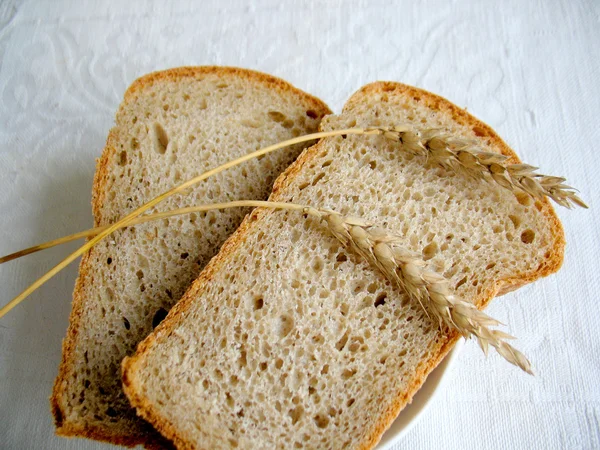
[376,339,464,449]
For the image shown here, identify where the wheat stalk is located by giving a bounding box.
[311,209,533,374]
[0,124,583,318]
[0,128,362,317]
[366,126,587,209]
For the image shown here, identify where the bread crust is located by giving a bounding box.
[122,82,565,449]
[50,66,331,447]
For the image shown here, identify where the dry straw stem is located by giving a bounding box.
[0,124,583,319]
[0,197,532,372]
[0,128,373,318]
[367,126,587,209]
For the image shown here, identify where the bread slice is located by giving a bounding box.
[50,67,330,447]
[122,82,564,449]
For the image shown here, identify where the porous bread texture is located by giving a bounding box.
[51,67,330,447]
[122,82,564,449]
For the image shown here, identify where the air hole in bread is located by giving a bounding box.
[122,317,130,330]
[152,123,168,154]
[311,333,325,345]
[314,414,329,428]
[422,242,438,260]
[268,111,286,122]
[455,276,468,289]
[311,172,325,186]
[306,110,317,119]
[509,214,521,228]
[118,150,127,166]
[521,229,535,244]
[312,258,324,272]
[275,315,294,338]
[152,308,168,328]
[342,368,357,380]
[339,302,349,316]
[374,293,387,307]
[252,296,264,311]
[516,192,532,206]
[238,350,247,368]
[106,257,112,265]
[282,119,294,129]
[335,332,349,351]
[225,392,234,408]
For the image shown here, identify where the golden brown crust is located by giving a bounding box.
[50,66,331,447]
[122,82,565,449]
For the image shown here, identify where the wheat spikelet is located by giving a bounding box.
[308,208,534,374]
[365,126,587,209]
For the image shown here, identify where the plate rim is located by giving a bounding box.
[375,338,464,449]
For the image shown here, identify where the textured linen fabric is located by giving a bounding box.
[0,0,599,448]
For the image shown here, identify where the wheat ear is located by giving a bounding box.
[311,209,533,374]
[366,126,587,209]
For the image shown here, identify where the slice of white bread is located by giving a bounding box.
[50,67,331,447]
[122,82,564,449]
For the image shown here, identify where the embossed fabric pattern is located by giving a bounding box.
[0,0,599,449]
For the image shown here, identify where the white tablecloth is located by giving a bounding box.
[1,0,599,448]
